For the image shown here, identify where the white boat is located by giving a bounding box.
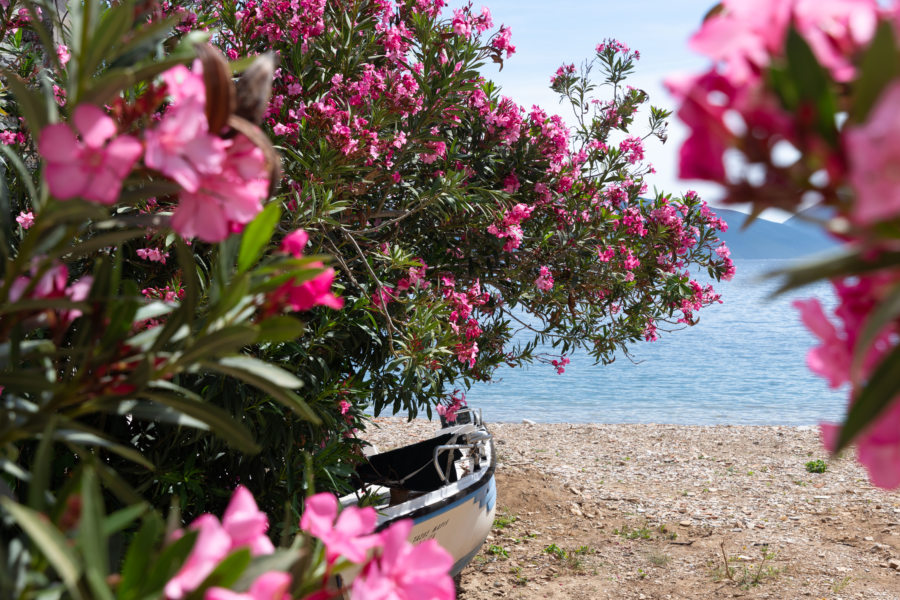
[340,408,497,576]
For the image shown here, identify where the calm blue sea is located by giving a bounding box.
[465,259,848,425]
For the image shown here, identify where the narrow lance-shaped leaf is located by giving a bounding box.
[834,343,900,453]
[239,201,282,272]
[0,498,84,598]
[140,388,260,454]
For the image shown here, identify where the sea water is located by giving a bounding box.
[465,259,848,425]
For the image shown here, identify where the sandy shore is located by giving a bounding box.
[362,418,900,599]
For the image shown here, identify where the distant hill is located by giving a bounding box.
[711,207,838,259]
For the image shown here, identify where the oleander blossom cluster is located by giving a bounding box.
[164,487,454,600]
[38,60,270,243]
[300,492,455,599]
[674,0,900,487]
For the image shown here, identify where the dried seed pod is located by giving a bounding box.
[228,114,282,198]
[195,43,235,134]
[234,53,277,126]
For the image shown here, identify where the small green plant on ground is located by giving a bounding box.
[487,544,509,558]
[658,524,677,540]
[832,575,852,593]
[647,551,671,567]
[510,567,528,586]
[544,543,568,559]
[711,542,783,589]
[805,459,828,473]
[493,512,518,529]
[614,524,652,540]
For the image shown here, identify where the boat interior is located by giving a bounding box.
[349,410,492,508]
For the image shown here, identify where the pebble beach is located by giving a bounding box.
[363,418,900,599]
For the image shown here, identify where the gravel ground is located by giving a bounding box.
[362,418,900,599]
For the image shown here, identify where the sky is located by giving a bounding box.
[463,0,786,220]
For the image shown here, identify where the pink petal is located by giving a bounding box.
[104,135,144,178]
[281,230,309,257]
[222,486,274,556]
[84,166,124,205]
[45,162,91,200]
[334,504,377,538]
[73,104,116,148]
[39,124,80,163]
[300,493,338,538]
[247,572,292,600]
[378,519,412,567]
[171,192,229,242]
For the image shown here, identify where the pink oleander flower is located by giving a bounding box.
[551,356,570,374]
[794,298,850,389]
[39,104,143,205]
[281,229,309,257]
[56,44,70,66]
[351,520,455,600]
[144,100,227,194]
[846,81,900,225]
[165,515,232,600]
[136,247,169,264]
[206,572,291,600]
[222,486,275,556]
[9,263,92,325]
[535,266,554,291]
[271,264,344,312]
[165,487,276,599]
[162,60,206,106]
[371,286,394,308]
[491,25,515,58]
[16,211,34,229]
[169,135,268,242]
[300,492,379,565]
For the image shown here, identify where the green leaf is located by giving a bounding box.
[79,467,109,581]
[82,2,135,82]
[100,399,209,430]
[106,16,179,70]
[834,344,900,453]
[202,357,319,423]
[27,419,57,512]
[118,514,163,600]
[232,550,303,592]
[140,389,260,454]
[0,143,39,202]
[784,27,838,144]
[55,428,155,471]
[239,202,282,272]
[0,498,83,597]
[852,21,900,123]
[190,548,252,597]
[214,355,304,388]
[101,502,149,537]
[852,282,900,378]
[769,249,900,295]
[140,530,198,598]
[257,316,305,343]
[0,68,48,135]
[79,55,189,106]
[54,229,147,261]
[176,325,259,366]
[175,237,200,321]
[0,296,91,316]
